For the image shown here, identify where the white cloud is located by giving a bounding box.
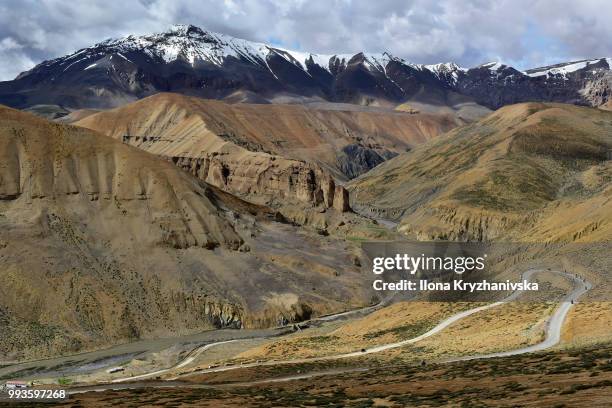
[0,37,23,51]
[0,49,35,80]
[0,0,610,80]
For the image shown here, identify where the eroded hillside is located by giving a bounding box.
[348,103,612,243]
[0,106,377,360]
[75,93,463,181]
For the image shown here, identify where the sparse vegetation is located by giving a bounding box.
[363,320,434,340]
[349,103,612,242]
[50,343,612,407]
[57,377,72,385]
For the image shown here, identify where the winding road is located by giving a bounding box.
[111,340,240,383]
[110,298,396,383]
[449,270,592,361]
[100,269,590,389]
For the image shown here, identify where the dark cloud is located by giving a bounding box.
[0,0,610,80]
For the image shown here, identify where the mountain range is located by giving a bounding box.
[0,24,610,110]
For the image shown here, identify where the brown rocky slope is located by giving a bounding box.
[348,102,612,243]
[74,92,463,182]
[0,106,374,360]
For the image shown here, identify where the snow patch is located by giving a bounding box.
[103,26,275,69]
[62,57,88,72]
[526,58,612,78]
[421,62,466,85]
[115,52,133,63]
[481,61,504,71]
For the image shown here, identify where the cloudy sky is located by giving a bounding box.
[0,0,611,80]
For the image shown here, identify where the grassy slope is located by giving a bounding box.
[348,102,612,242]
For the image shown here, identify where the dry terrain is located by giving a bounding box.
[71,93,477,231]
[0,106,383,360]
[234,302,473,361]
[178,270,608,368]
[72,94,468,220]
[349,102,612,243]
[1,101,609,406]
[74,93,466,183]
[562,302,612,346]
[46,344,612,407]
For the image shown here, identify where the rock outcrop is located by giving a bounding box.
[169,154,351,212]
[456,60,612,109]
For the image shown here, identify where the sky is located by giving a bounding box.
[0,0,611,81]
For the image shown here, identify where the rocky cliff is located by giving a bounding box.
[456,60,612,109]
[73,93,470,222]
[167,153,351,212]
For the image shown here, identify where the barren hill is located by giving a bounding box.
[348,103,612,243]
[0,106,374,359]
[75,92,462,181]
[73,93,467,227]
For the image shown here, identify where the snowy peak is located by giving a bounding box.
[5,24,612,111]
[102,24,273,66]
[475,61,522,74]
[166,23,207,36]
[14,24,612,85]
[525,57,612,78]
[361,52,402,73]
[419,62,466,86]
[424,62,465,73]
[38,25,424,77]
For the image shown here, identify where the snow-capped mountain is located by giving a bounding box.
[454,58,611,108]
[1,24,610,109]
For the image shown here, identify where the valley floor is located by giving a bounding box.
[3,268,610,406]
[36,343,612,407]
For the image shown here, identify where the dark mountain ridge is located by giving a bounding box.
[0,24,610,110]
